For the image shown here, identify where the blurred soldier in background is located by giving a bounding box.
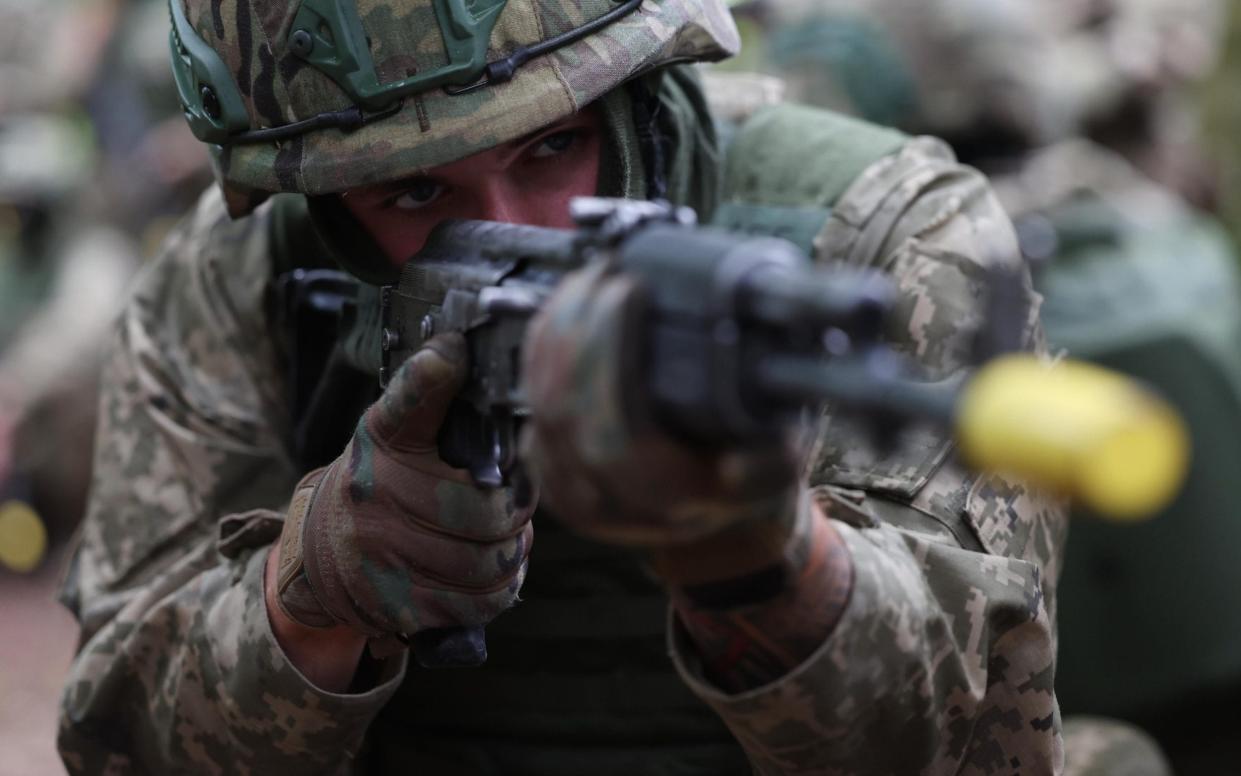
[724,0,1241,771]
[2,5,211,771]
[0,114,125,569]
[0,0,211,570]
[1043,0,1225,211]
[82,0,216,247]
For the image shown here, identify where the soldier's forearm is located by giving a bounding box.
[264,544,369,693]
[668,506,854,693]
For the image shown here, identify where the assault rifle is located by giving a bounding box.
[381,198,920,484]
[378,198,1187,667]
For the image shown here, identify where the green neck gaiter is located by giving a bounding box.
[599,65,724,218]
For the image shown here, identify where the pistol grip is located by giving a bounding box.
[438,401,511,487]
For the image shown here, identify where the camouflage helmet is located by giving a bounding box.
[169,0,739,215]
[751,0,1074,145]
[1038,0,1226,120]
[1044,0,1225,86]
[755,0,1224,149]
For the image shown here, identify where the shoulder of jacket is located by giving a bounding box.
[152,186,276,284]
[721,103,910,212]
[816,135,1000,269]
[127,187,279,353]
[698,68,787,126]
[719,104,988,268]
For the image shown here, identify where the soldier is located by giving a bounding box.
[0,0,212,565]
[1008,5,1241,771]
[1038,0,1226,211]
[743,0,1238,772]
[0,108,142,563]
[56,1,1065,773]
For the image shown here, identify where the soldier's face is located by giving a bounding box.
[342,109,604,264]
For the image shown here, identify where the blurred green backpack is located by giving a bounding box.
[1032,190,1241,718]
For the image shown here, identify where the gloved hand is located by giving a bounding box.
[274,333,535,639]
[520,262,804,587]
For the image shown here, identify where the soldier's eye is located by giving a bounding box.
[391,179,446,210]
[531,130,578,158]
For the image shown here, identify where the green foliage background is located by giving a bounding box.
[1202,6,1241,242]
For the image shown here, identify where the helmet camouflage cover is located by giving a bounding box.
[169,0,739,215]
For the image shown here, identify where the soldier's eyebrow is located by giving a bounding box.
[509,113,593,149]
[370,114,595,194]
[370,172,440,194]
[478,114,597,172]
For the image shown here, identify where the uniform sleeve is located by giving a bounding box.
[56,190,406,775]
[671,138,1069,774]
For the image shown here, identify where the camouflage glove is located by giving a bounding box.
[274,333,535,638]
[521,263,801,582]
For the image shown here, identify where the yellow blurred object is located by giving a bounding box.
[0,500,48,572]
[957,356,1190,520]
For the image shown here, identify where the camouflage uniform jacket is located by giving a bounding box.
[57,107,1067,775]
